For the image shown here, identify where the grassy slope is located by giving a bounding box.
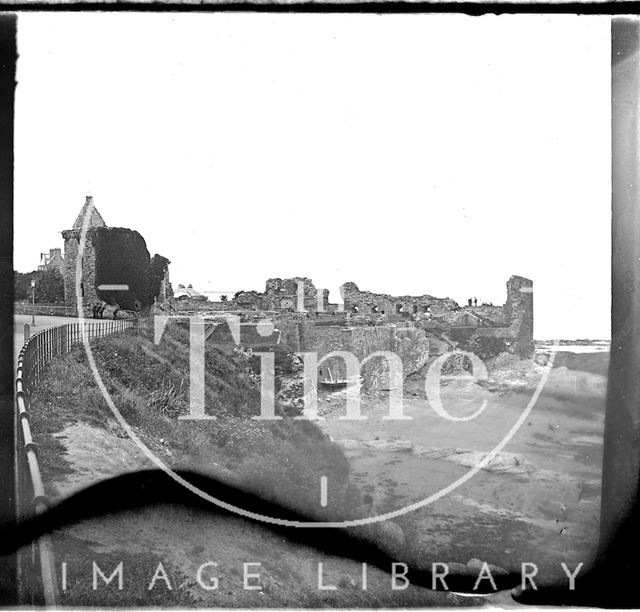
[30,321,358,520]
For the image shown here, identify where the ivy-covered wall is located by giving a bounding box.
[93,227,154,311]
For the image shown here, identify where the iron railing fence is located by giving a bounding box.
[15,319,135,606]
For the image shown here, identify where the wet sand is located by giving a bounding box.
[316,350,607,587]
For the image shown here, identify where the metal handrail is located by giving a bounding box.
[15,319,135,605]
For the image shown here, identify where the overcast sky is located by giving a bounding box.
[14,14,610,339]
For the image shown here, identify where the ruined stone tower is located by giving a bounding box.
[504,275,534,357]
[61,196,107,308]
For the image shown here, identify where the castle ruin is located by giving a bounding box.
[340,282,459,316]
[234,277,329,312]
[197,274,534,392]
[61,196,171,312]
[61,196,106,308]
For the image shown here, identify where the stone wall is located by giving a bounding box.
[62,228,101,308]
[62,196,107,308]
[205,314,430,391]
[436,307,505,327]
[207,321,280,348]
[340,282,459,316]
[265,277,329,311]
[469,304,505,325]
[504,275,534,357]
[201,274,533,369]
[298,322,429,391]
[446,326,481,345]
[233,277,329,311]
[61,230,79,306]
[423,275,534,358]
[411,275,534,358]
[157,267,173,304]
[172,299,232,313]
[391,325,431,376]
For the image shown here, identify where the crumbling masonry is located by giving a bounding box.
[201,274,534,392]
[61,196,106,309]
[62,196,172,312]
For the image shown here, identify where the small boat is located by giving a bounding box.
[319,367,354,389]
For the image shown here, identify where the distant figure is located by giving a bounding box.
[98,304,105,319]
[113,307,119,320]
[473,297,478,307]
[92,303,98,318]
[467,298,472,307]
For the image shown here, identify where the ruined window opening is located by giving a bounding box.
[80,282,84,298]
[395,303,403,314]
[413,305,418,314]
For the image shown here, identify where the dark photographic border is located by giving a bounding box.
[0,11,637,608]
